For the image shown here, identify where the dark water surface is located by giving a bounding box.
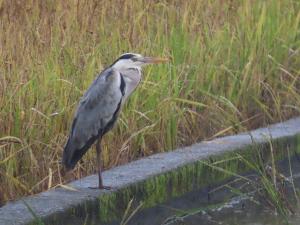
[45,156,300,225]
[108,156,300,225]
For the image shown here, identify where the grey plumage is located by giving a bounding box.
[62,68,125,169]
[62,53,168,189]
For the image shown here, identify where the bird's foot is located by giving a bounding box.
[100,185,112,190]
[88,185,111,190]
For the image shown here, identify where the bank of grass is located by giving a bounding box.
[0,0,299,204]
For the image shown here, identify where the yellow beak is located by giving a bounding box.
[141,56,169,64]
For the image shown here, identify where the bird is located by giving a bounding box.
[62,53,169,189]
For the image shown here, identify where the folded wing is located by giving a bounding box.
[62,68,124,169]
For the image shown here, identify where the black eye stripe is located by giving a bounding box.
[118,54,135,60]
[110,53,139,67]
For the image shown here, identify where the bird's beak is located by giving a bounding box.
[141,56,169,64]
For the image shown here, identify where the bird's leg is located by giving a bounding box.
[96,140,108,189]
[89,140,111,190]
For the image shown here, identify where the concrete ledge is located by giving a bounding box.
[1,117,300,225]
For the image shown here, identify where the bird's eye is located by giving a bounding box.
[131,57,138,62]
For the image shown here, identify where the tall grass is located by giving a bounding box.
[0,0,299,204]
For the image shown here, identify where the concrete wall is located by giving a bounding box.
[1,117,300,225]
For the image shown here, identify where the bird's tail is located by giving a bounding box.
[62,138,76,171]
[62,135,98,171]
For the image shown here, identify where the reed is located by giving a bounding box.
[0,0,299,204]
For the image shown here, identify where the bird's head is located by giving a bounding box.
[111,53,169,70]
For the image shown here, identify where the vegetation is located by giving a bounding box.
[0,0,299,205]
[158,144,300,225]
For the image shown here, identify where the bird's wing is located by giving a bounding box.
[63,68,124,169]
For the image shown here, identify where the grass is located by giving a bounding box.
[120,198,143,225]
[0,0,299,205]
[159,144,300,225]
[22,200,45,225]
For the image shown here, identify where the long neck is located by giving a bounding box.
[120,68,142,100]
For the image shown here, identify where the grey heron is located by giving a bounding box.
[62,53,168,189]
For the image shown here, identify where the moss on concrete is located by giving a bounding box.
[27,134,300,225]
[94,134,300,223]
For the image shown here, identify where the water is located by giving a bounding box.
[44,156,300,225]
[109,156,300,225]
[117,185,300,225]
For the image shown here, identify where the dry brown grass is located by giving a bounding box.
[0,0,299,205]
